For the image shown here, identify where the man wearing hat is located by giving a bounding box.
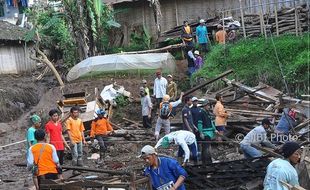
[155,130,198,166]
[194,50,203,71]
[167,74,177,101]
[140,86,152,128]
[153,71,168,109]
[240,118,277,159]
[264,141,301,190]
[196,19,208,54]
[27,114,42,149]
[198,99,218,164]
[139,145,187,190]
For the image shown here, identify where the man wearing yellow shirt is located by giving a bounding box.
[66,106,86,166]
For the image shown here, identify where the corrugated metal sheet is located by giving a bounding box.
[0,43,35,74]
[113,0,307,45]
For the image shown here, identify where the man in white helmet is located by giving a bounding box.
[155,92,184,141]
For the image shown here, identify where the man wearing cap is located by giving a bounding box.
[140,87,152,128]
[167,75,177,101]
[198,100,218,164]
[45,109,70,165]
[240,118,277,159]
[139,145,187,190]
[141,79,150,96]
[155,130,198,166]
[196,19,208,54]
[27,114,42,150]
[182,96,198,133]
[194,51,203,72]
[90,109,114,159]
[264,141,301,190]
[155,93,184,141]
[153,71,168,109]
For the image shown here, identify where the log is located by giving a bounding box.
[183,70,234,97]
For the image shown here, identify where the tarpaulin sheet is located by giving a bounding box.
[67,53,176,81]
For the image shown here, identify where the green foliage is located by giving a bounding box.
[115,95,129,107]
[194,34,309,94]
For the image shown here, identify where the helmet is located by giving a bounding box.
[95,109,105,115]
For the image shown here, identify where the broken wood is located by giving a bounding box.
[122,118,143,128]
[184,70,234,97]
[226,108,281,116]
[251,143,283,158]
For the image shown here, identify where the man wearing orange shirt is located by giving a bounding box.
[215,24,227,44]
[66,106,86,167]
[27,129,60,190]
[213,93,230,141]
[90,109,114,159]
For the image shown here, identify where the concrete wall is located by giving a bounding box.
[113,0,307,45]
[0,42,35,74]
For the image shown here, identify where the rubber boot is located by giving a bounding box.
[77,159,83,167]
[72,159,77,166]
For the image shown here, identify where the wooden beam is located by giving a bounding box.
[251,144,283,158]
[122,117,143,128]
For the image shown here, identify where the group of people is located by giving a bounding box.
[181,19,237,77]
[26,106,113,189]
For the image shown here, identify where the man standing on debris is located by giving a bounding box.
[181,20,194,47]
[182,96,198,133]
[196,19,208,54]
[90,109,114,159]
[190,97,202,139]
[274,108,298,143]
[155,92,184,141]
[27,129,61,190]
[167,74,177,101]
[153,71,168,109]
[213,93,229,141]
[27,114,42,149]
[155,130,198,166]
[215,24,227,44]
[139,145,187,190]
[140,87,153,128]
[264,141,301,190]
[240,118,276,158]
[45,109,70,165]
[198,100,218,164]
[141,79,150,96]
[66,106,86,167]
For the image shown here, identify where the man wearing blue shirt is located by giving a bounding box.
[196,19,208,54]
[139,145,187,190]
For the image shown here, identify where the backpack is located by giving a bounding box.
[160,102,172,119]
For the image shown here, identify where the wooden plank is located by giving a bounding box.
[122,117,143,128]
[251,144,283,158]
[226,108,281,116]
[63,98,87,105]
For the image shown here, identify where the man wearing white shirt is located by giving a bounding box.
[153,71,168,109]
[155,130,198,166]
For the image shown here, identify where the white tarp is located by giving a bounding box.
[67,53,176,81]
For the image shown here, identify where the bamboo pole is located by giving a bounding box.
[294,0,299,36]
[258,0,264,36]
[239,0,247,39]
[274,0,279,36]
[174,0,179,26]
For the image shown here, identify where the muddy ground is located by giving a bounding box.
[0,61,242,190]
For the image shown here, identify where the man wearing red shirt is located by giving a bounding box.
[45,109,70,165]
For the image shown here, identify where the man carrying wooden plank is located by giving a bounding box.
[139,145,187,190]
[240,118,276,159]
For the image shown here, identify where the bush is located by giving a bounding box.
[194,33,309,95]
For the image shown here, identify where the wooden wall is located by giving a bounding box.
[113,0,308,45]
[0,42,35,74]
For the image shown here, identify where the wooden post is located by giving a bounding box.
[222,12,226,45]
[258,0,267,38]
[294,0,298,36]
[239,0,247,39]
[174,0,179,26]
[274,0,279,36]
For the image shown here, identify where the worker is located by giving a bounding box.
[198,99,218,164]
[274,108,298,143]
[186,46,196,77]
[167,74,177,101]
[66,106,86,167]
[141,79,150,96]
[196,19,209,54]
[190,97,202,140]
[139,145,187,190]
[194,50,203,72]
[181,20,194,47]
[155,130,198,166]
[45,109,70,165]
[213,93,229,141]
[240,118,276,159]
[264,141,301,190]
[153,71,168,109]
[155,92,184,141]
[215,24,227,44]
[140,87,152,128]
[27,114,41,150]
[27,129,61,190]
[182,96,198,132]
[90,109,114,159]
